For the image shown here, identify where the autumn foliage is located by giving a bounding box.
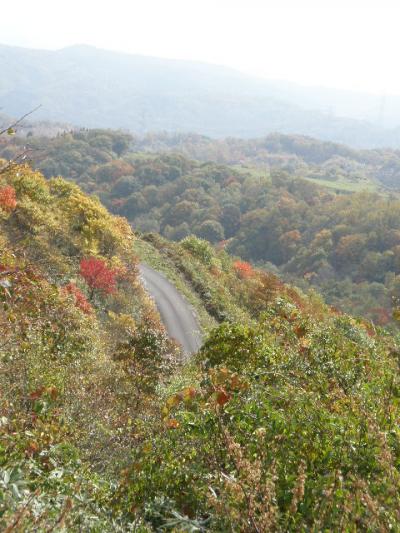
[0,185,17,211]
[79,256,117,296]
[370,306,391,326]
[233,260,254,279]
[62,282,93,314]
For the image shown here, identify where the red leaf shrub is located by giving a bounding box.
[79,257,117,295]
[233,260,254,279]
[0,185,17,211]
[62,282,93,314]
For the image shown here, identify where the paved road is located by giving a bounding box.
[139,263,202,357]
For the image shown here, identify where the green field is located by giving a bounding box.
[233,163,383,193]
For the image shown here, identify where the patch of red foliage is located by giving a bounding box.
[79,257,117,295]
[233,260,254,279]
[62,282,93,314]
[0,185,17,211]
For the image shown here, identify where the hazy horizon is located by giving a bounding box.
[1,40,396,101]
[3,0,400,96]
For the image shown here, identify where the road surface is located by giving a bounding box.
[139,263,202,357]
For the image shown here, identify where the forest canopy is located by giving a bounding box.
[2,136,400,530]
[3,128,400,325]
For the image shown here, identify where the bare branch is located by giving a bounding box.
[0,105,42,136]
[4,489,40,532]
[0,145,44,176]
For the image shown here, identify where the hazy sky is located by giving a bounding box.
[3,0,400,94]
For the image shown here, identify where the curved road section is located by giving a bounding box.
[139,263,202,357]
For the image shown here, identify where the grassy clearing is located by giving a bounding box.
[304,175,381,192]
[233,163,382,193]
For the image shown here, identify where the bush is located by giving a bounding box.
[181,236,215,266]
[121,305,400,531]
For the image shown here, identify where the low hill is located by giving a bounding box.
[136,130,400,190]
[3,43,400,147]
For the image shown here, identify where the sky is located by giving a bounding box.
[2,0,400,95]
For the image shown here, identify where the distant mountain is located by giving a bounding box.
[2,43,400,148]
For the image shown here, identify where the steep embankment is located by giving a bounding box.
[0,163,179,530]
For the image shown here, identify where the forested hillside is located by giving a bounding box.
[4,128,400,325]
[3,43,400,147]
[130,233,400,531]
[137,131,400,190]
[0,161,179,529]
[3,161,400,529]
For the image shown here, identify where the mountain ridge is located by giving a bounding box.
[3,42,400,147]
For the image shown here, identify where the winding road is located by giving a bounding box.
[139,264,202,357]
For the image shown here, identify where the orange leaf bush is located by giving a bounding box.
[233,260,254,279]
[0,185,17,211]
